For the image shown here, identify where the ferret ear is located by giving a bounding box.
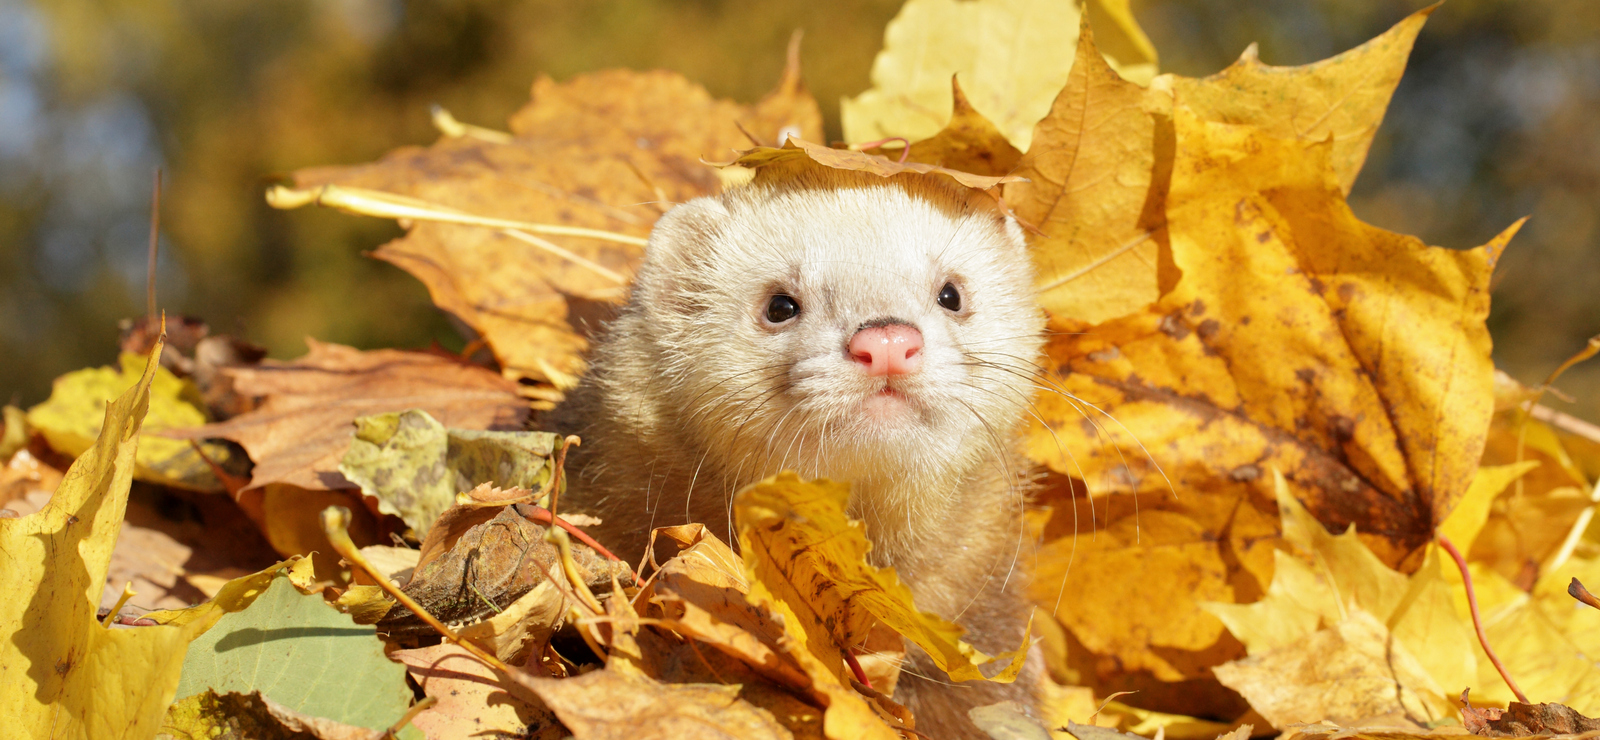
[632,196,730,312]
[645,196,729,270]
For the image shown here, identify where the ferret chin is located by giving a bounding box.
[556,165,1047,739]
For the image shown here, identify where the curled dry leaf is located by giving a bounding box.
[1465,699,1600,737]
[377,502,628,644]
[718,136,1025,190]
[174,340,529,503]
[640,524,820,693]
[278,60,822,388]
[736,473,1030,686]
[841,0,1157,152]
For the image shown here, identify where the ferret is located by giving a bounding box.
[556,165,1047,738]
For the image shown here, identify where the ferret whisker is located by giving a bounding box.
[962,369,1089,617]
[951,378,1050,586]
[957,357,1100,529]
[681,371,792,524]
[964,351,1177,505]
[946,394,1019,622]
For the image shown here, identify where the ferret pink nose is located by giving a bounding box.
[849,324,923,376]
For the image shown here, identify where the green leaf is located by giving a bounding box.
[338,408,561,537]
[173,576,422,739]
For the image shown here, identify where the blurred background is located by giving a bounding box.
[2,0,1597,420]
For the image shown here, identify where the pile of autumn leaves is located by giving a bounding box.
[5,0,1600,737]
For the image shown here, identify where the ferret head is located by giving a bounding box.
[622,167,1044,536]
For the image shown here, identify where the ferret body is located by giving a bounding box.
[557,166,1046,737]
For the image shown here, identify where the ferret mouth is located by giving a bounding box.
[857,383,923,422]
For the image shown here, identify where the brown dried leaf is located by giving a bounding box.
[721,137,1024,190]
[516,665,795,740]
[1470,701,1600,737]
[894,76,1022,177]
[286,63,821,387]
[178,340,528,494]
[379,504,627,641]
[640,524,815,693]
[394,643,564,740]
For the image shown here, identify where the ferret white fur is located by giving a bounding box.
[558,166,1046,737]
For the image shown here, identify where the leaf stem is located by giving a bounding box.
[101,582,137,628]
[843,648,872,689]
[382,695,436,740]
[1570,578,1600,611]
[146,168,161,325]
[1438,533,1528,703]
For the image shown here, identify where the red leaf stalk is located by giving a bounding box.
[1439,533,1529,704]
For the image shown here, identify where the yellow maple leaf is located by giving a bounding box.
[1169,5,1435,194]
[841,0,1157,152]
[1009,17,1172,324]
[1028,105,1512,576]
[0,339,211,738]
[1473,404,1595,582]
[1204,473,1474,727]
[26,353,235,492]
[735,473,1030,687]
[1213,608,1447,728]
[891,76,1021,177]
[1436,461,1541,556]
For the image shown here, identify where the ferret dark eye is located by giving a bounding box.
[766,294,800,323]
[938,283,962,312]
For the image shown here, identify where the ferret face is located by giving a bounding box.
[629,172,1044,506]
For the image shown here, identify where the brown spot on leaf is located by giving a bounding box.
[1087,346,1123,363]
[1159,313,1191,341]
[1230,465,1262,482]
[1330,415,1357,442]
